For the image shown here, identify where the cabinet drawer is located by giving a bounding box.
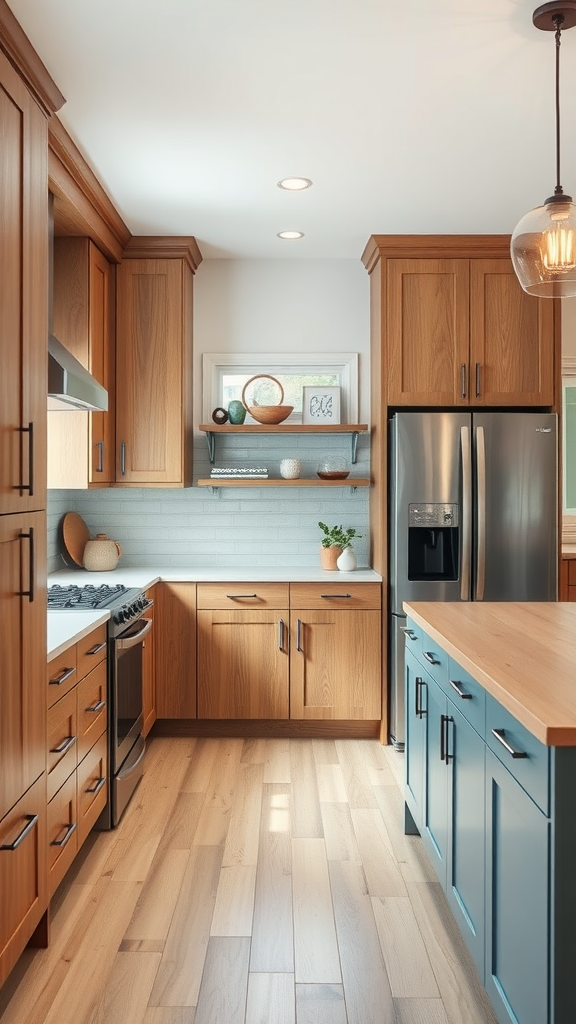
[47,688,78,802]
[47,772,78,898]
[404,616,423,662]
[486,693,549,814]
[77,659,107,762]
[0,775,47,986]
[417,629,450,689]
[197,582,289,609]
[290,582,381,609]
[568,560,576,585]
[77,732,108,846]
[47,646,78,708]
[77,624,107,680]
[445,657,486,736]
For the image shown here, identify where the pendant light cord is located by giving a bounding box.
[554,14,564,196]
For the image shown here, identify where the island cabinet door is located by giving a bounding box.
[485,749,549,1024]
[446,704,485,981]
[404,649,426,832]
[421,676,450,885]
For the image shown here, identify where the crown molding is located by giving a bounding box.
[123,236,203,274]
[0,0,65,114]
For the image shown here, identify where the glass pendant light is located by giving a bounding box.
[511,3,576,297]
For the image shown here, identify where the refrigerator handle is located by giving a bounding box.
[460,425,471,601]
[475,425,486,600]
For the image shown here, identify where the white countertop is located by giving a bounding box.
[47,565,382,660]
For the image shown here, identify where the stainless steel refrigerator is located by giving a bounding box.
[389,411,558,749]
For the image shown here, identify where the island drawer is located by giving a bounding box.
[486,693,549,815]
[416,628,450,689]
[290,583,381,609]
[404,616,423,662]
[197,583,289,609]
[445,657,486,736]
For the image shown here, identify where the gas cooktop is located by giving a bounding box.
[47,583,130,610]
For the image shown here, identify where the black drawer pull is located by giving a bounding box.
[449,679,472,700]
[423,651,441,666]
[85,641,106,656]
[320,593,352,599]
[402,628,418,641]
[50,735,76,756]
[1,814,38,851]
[85,776,106,796]
[49,666,76,686]
[51,821,77,848]
[226,593,258,599]
[491,728,528,759]
[85,699,106,714]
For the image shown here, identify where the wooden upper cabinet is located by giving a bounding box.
[469,259,554,406]
[48,238,115,487]
[0,49,48,515]
[366,236,557,409]
[115,239,201,487]
[386,258,470,406]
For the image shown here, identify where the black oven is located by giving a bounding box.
[47,583,153,829]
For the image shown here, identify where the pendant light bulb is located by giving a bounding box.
[511,3,576,297]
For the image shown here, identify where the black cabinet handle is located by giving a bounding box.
[85,641,107,656]
[95,440,104,473]
[449,679,473,700]
[50,735,76,756]
[296,618,303,653]
[440,714,453,764]
[226,593,258,599]
[278,619,285,650]
[85,776,106,796]
[320,593,352,599]
[402,628,418,641]
[1,814,38,851]
[120,440,126,476]
[14,422,34,495]
[475,362,481,398]
[415,677,427,719]
[18,529,35,602]
[423,651,440,666]
[491,728,528,759]
[49,666,76,686]
[51,821,77,848]
[85,699,106,713]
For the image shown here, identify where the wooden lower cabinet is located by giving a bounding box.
[154,582,196,718]
[142,586,156,736]
[0,774,47,988]
[560,557,576,601]
[197,609,289,718]
[46,624,108,898]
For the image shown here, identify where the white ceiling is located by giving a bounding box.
[7,0,576,259]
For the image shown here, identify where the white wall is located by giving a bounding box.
[193,259,370,422]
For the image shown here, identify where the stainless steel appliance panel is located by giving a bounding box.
[473,412,557,602]
[390,613,407,749]
[390,411,470,611]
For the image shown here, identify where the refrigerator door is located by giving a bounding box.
[473,412,557,601]
[389,411,472,612]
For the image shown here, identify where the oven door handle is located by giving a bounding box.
[116,617,153,651]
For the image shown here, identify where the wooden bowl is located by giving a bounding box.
[241,374,293,425]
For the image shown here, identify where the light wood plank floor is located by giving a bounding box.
[0,737,499,1024]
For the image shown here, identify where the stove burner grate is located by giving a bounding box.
[47,583,129,609]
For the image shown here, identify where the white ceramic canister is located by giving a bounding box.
[83,533,122,571]
[280,458,301,479]
[337,546,357,571]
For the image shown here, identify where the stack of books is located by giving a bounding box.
[210,467,269,479]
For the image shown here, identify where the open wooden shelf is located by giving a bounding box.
[197,477,370,488]
[198,423,369,466]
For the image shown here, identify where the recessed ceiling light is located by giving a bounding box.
[277,230,304,240]
[277,177,313,191]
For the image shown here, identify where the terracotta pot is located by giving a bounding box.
[320,544,343,570]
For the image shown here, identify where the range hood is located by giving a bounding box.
[48,334,108,412]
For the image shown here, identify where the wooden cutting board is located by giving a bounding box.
[62,511,91,567]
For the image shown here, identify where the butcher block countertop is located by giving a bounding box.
[404,601,576,747]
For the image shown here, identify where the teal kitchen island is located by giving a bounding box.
[403,601,576,1024]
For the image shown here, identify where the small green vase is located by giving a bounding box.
[228,400,247,425]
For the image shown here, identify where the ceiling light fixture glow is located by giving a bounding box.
[277,230,304,239]
[277,177,313,191]
[511,2,576,297]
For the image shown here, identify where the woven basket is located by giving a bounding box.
[241,374,294,425]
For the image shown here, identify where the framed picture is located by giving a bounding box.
[302,385,341,424]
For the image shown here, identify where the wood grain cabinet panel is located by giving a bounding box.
[47,237,115,488]
[0,775,47,988]
[154,582,197,718]
[289,582,381,610]
[197,583,289,610]
[0,512,46,821]
[47,772,77,898]
[0,49,47,516]
[142,586,156,736]
[115,252,196,486]
[197,609,289,719]
[289,608,381,720]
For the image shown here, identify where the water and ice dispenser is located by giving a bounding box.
[407,503,459,582]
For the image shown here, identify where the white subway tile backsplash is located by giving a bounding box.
[47,434,371,573]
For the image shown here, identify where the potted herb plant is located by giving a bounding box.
[318,521,362,571]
